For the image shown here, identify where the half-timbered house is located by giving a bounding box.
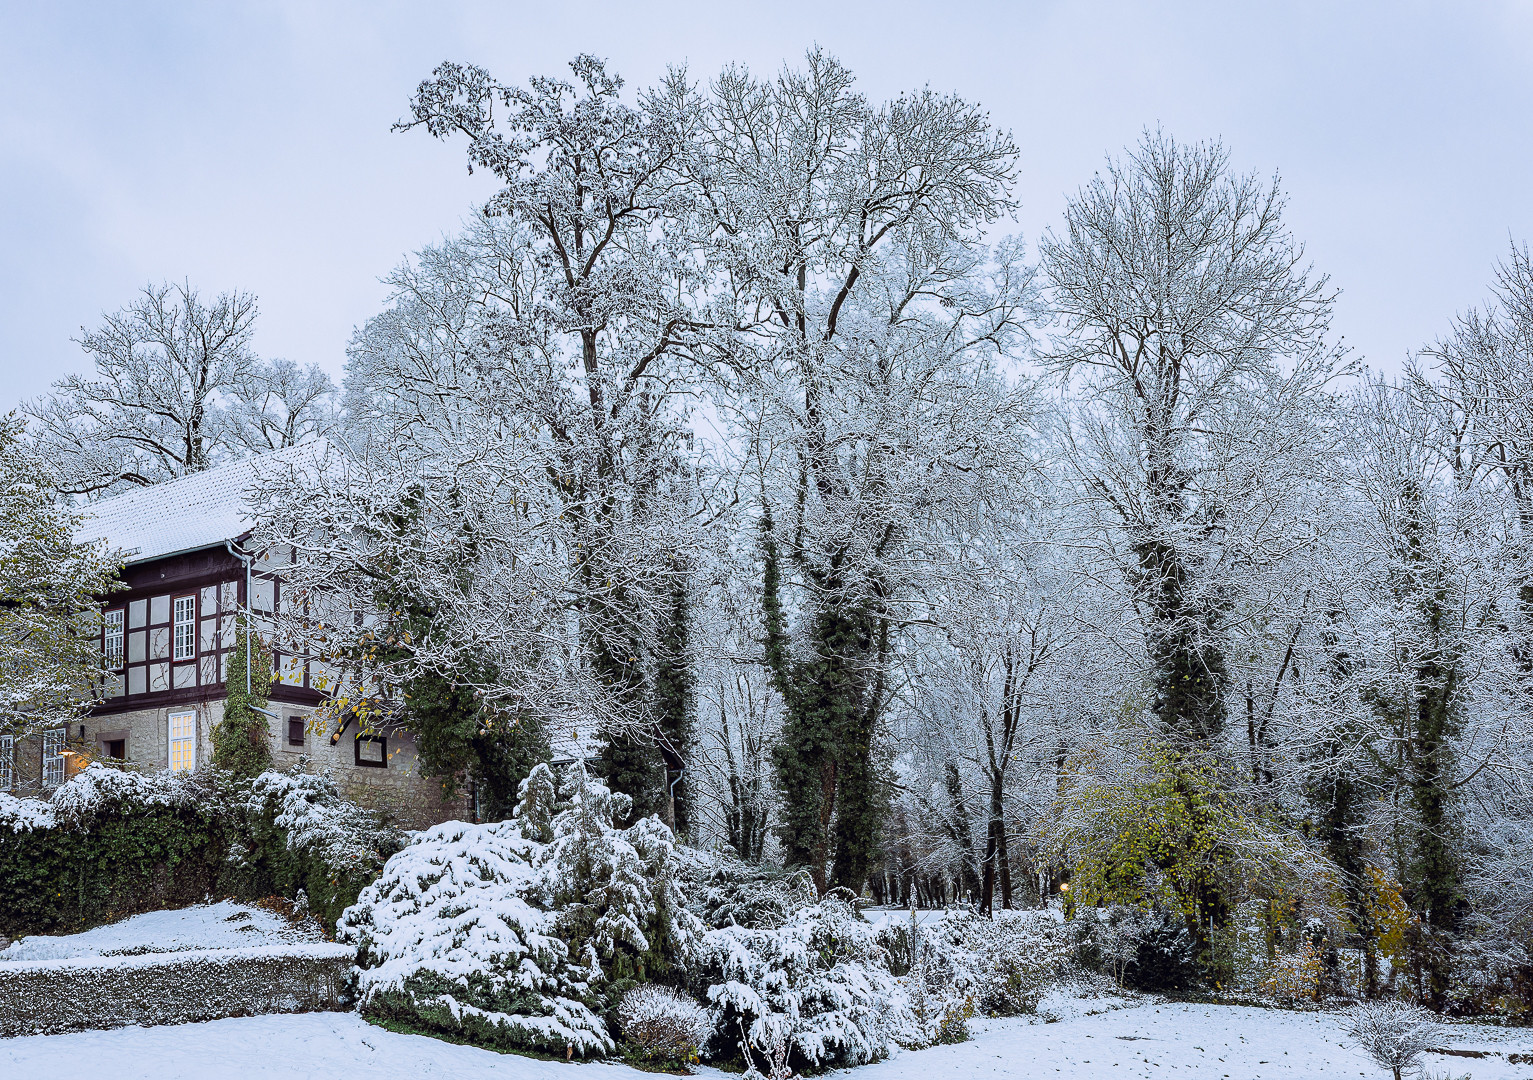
[1,447,468,828]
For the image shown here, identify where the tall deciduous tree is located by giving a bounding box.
[1041,131,1340,746]
[651,50,1035,892]
[26,281,334,496]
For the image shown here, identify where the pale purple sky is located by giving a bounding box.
[3,1,1531,403]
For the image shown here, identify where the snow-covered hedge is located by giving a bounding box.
[906,909,1076,1016]
[340,764,701,1057]
[697,893,920,1071]
[0,767,234,938]
[0,763,399,938]
[0,942,354,1036]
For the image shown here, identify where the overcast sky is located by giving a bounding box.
[3,1,1531,404]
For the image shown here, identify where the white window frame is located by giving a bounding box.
[104,609,124,669]
[42,728,65,788]
[168,710,197,773]
[173,595,197,661]
[0,734,12,792]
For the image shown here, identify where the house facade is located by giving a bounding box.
[1,448,469,829]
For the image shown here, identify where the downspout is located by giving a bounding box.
[225,539,279,723]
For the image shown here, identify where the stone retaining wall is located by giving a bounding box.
[0,942,355,1036]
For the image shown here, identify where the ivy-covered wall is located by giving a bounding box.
[0,765,402,940]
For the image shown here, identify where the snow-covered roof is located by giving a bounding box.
[74,443,324,565]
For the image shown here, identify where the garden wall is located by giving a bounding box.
[0,942,355,1036]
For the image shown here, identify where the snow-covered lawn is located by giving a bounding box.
[6,1001,1533,1080]
[0,901,325,961]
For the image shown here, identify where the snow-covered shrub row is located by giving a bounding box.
[0,942,353,1036]
[695,893,920,1071]
[0,763,398,938]
[339,764,701,1058]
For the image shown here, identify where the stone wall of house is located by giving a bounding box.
[269,708,469,830]
[3,704,471,831]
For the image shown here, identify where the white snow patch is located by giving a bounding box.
[0,901,326,961]
[7,1002,1533,1080]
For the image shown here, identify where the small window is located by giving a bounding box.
[103,739,126,761]
[168,710,196,773]
[354,734,386,768]
[287,718,306,747]
[42,728,65,788]
[173,596,196,661]
[0,735,12,792]
[103,609,124,669]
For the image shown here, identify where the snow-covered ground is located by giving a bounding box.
[5,1000,1532,1080]
[0,901,325,961]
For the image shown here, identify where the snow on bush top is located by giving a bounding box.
[701,893,918,1070]
[338,764,700,1057]
[0,792,56,833]
[56,763,211,821]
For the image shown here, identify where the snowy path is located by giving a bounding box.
[4,1003,1532,1080]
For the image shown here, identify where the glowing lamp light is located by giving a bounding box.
[1059,882,1070,893]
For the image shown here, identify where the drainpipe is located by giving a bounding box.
[225,539,279,723]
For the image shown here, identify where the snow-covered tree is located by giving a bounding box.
[0,416,122,740]
[1040,130,1341,747]
[651,49,1037,893]
[24,281,334,496]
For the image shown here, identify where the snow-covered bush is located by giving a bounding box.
[538,765,702,984]
[678,850,818,929]
[616,984,708,1066]
[697,893,918,1071]
[340,763,701,1057]
[234,770,403,927]
[1074,906,1200,991]
[904,910,1074,1018]
[339,816,610,1055]
[1346,999,1438,1080]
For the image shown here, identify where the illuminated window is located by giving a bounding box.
[173,596,196,661]
[104,609,124,669]
[0,735,11,792]
[42,728,65,788]
[168,710,196,773]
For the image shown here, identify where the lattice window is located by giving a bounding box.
[0,735,12,792]
[42,728,65,788]
[103,609,124,669]
[168,711,196,773]
[173,596,197,661]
